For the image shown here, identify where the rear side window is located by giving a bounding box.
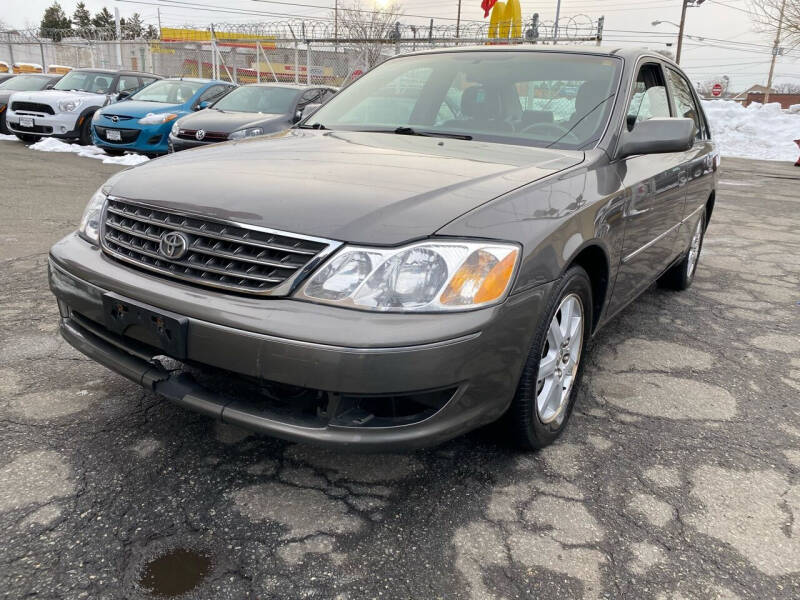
[197,84,230,105]
[117,75,140,93]
[626,63,671,132]
[666,68,705,140]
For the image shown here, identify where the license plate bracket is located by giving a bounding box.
[102,293,188,359]
[107,129,121,141]
[19,116,34,128]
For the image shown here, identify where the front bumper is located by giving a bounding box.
[93,121,172,154]
[6,109,82,138]
[49,233,551,449]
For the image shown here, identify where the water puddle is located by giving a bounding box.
[139,548,212,597]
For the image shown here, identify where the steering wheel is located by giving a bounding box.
[521,122,581,144]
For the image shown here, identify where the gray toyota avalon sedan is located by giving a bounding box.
[49,46,717,450]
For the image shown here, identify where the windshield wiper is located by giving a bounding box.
[392,126,472,140]
[298,122,327,130]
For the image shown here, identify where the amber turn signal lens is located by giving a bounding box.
[440,248,518,307]
[475,250,518,303]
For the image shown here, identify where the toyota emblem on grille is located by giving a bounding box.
[159,231,190,260]
[111,115,119,123]
[195,129,206,141]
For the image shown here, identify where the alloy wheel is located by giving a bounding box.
[686,218,704,278]
[536,293,584,425]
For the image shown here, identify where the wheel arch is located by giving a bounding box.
[562,242,610,333]
[705,190,715,229]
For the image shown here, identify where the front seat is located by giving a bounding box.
[567,80,610,139]
[447,85,514,133]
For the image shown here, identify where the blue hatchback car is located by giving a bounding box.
[92,78,234,156]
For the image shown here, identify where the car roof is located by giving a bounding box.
[160,77,231,84]
[398,45,680,68]
[69,68,162,77]
[242,82,332,90]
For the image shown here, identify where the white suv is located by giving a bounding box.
[6,68,160,145]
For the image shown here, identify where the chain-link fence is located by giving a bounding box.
[1,15,603,86]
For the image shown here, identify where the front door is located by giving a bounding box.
[609,61,687,313]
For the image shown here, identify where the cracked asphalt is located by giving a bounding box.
[1,140,799,600]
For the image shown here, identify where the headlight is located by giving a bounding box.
[171,122,180,136]
[138,112,178,125]
[58,99,82,112]
[297,240,520,312]
[92,110,102,122]
[229,127,264,140]
[78,187,107,244]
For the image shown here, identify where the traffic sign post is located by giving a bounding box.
[711,83,723,98]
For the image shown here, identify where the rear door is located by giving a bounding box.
[608,60,687,313]
[665,66,715,243]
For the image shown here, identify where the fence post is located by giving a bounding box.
[306,40,311,85]
[256,41,261,83]
[114,7,123,67]
[294,41,299,84]
[211,24,218,80]
[5,33,15,66]
[596,16,604,46]
[39,41,46,72]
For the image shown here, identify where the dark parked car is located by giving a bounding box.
[49,47,717,450]
[0,74,17,85]
[168,83,336,151]
[0,73,62,134]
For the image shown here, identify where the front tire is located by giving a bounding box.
[658,209,706,291]
[78,116,93,146]
[506,266,593,450]
[0,110,9,135]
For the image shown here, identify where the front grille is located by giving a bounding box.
[11,101,55,115]
[95,126,140,144]
[103,114,134,122]
[178,129,228,142]
[12,123,52,134]
[101,198,335,296]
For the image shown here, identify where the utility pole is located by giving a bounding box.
[553,0,562,44]
[456,0,462,38]
[676,0,705,65]
[334,0,338,50]
[765,0,787,104]
[157,7,162,38]
[676,0,689,64]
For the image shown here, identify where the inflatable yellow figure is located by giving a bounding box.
[488,0,522,40]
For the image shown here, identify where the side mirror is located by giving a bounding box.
[116,90,132,101]
[617,118,695,159]
[195,100,211,111]
[297,103,322,123]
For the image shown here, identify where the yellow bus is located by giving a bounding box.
[0,61,10,74]
[47,65,74,75]
[12,63,44,74]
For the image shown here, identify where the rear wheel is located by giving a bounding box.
[658,209,706,291]
[15,133,41,143]
[505,266,593,450]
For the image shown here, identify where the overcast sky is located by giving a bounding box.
[3,0,799,90]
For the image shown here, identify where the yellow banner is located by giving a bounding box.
[161,27,277,49]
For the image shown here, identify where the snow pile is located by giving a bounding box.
[0,133,18,141]
[29,137,150,166]
[702,99,800,162]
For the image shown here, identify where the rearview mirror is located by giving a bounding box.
[297,103,322,123]
[617,118,695,159]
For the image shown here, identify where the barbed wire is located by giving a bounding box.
[2,13,602,44]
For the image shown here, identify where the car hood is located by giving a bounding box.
[10,89,105,107]
[106,129,584,245]
[177,109,288,133]
[102,100,181,117]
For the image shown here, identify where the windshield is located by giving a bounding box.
[212,86,297,113]
[305,51,622,150]
[0,75,53,91]
[132,80,203,103]
[53,70,114,93]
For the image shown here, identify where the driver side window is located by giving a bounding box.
[626,63,671,132]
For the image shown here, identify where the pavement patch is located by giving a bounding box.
[0,451,74,512]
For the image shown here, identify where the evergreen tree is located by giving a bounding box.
[72,2,92,30]
[145,24,160,39]
[92,7,115,36]
[40,2,72,41]
[122,13,144,39]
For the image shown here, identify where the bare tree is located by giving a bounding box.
[749,0,800,49]
[333,0,403,68]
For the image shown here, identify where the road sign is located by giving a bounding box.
[711,83,723,97]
